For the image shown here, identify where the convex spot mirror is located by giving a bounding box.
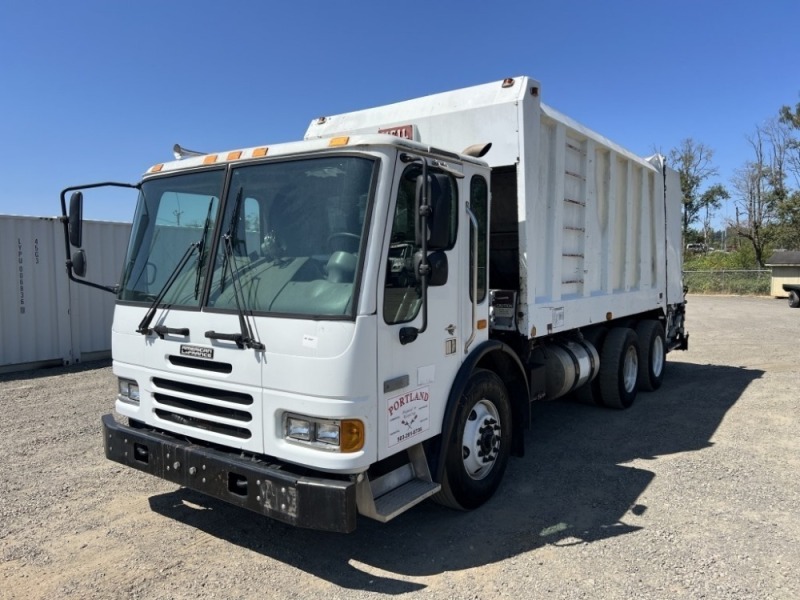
[414,250,448,287]
[415,173,452,250]
[71,249,87,278]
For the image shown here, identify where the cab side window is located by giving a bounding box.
[383,164,457,324]
[470,175,488,303]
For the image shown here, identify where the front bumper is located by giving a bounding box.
[102,414,357,532]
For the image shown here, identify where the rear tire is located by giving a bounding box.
[599,328,640,410]
[789,290,800,308]
[635,320,666,392]
[434,369,511,510]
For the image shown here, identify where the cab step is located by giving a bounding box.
[356,443,441,523]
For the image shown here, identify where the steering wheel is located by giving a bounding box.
[327,232,360,253]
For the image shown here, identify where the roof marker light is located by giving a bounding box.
[203,155,218,164]
[329,136,349,147]
[150,164,164,173]
[227,151,242,161]
[252,147,268,157]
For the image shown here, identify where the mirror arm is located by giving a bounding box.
[58,182,139,294]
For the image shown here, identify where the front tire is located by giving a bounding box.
[434,369,511,510]
[789,290,800,308]
[599,328,640,410]
[636,320,666,391]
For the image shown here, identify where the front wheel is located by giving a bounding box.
[434,369,512,510]
[789,290,800,308]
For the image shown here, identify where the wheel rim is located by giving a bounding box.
[651,335,665,378]
[461,399,501,480]
[623,346,638,393]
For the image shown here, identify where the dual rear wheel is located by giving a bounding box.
[582,320,666,409]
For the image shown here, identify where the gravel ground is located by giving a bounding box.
[1,294,799,600]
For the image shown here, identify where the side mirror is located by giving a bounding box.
[68,191,83,248]
[71,249,87,278]
[415,174,452,250]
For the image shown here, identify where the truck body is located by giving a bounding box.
[63,76,687,532]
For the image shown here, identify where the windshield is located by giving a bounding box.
[207,156,375,318]
[118,155,376,319]
[119,170,224,306]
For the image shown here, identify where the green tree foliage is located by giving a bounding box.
[684,245,758,270]
[776,98,800,246]
[772,191,800,249]
[779,101,800,129]
[668,139,728,240]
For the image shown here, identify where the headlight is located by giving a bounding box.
[118,378,140,405]
[316,423,340,446]
[286,417,312,441]
[284,413,364,452]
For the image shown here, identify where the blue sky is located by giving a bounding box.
[1,0,798,226]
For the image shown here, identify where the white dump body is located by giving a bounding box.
[306,76,683,339]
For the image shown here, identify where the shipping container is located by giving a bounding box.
[0,215,130,373]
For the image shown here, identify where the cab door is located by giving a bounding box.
[376,158,466,459]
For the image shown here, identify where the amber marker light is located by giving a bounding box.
[328,136,350,147]
[252,147,268,157]
[227,151,242,161]
[203,154,218,164]
[477,319,488,330]
[340,419,365,452]
[150,164,164,173]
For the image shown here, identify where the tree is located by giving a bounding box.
[779,100,800,129]
[779,97,800,188]
[699,184,729,245]
[668,139,726,239]
[730,119,792,266]
[773,191,800,249]
[766,96,800,250]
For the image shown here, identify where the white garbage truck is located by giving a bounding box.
[61,76,687,532]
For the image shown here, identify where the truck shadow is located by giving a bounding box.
[149,361,760,594]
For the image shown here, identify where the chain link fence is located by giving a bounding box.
[683,270,771,295]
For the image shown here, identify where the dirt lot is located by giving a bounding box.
[1,295,799,599]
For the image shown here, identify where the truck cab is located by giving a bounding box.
[68,133,513,532]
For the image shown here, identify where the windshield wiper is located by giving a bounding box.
[138,196,217,336]
[194,196,216,300]
[219,187,242,294]
[205,188,265,350]
[136,241,199,335]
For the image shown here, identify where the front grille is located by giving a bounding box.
[152,378,252,405]
[154,409,251,439]
[151,377,254,440]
